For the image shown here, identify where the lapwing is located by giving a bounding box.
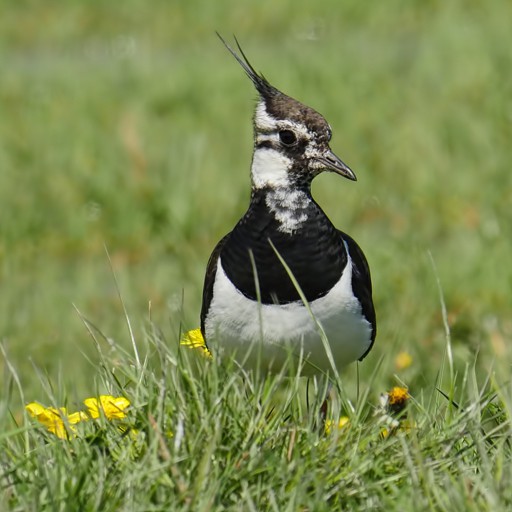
[199,36,376,376]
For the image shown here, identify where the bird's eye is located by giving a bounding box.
[279,130,297,146]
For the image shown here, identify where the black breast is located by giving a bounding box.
[220,192,347,304]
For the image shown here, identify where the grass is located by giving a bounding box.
[1,0,512,509]
[4,322,512,510]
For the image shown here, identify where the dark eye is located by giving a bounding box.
[279,130,297,146]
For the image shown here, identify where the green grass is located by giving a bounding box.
[4,324,512,510]
[1,0,512,509]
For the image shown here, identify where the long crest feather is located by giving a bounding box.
[216,33,277,98]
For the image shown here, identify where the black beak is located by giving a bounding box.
[316,149,357,181]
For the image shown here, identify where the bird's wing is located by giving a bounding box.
[338,230,377,358]
[200,233,231,337]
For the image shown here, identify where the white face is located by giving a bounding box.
[250,101,328,190]
[250,147,292,189]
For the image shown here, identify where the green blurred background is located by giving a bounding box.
[1,0,511,401]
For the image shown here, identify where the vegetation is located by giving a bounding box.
[1,1,511,509]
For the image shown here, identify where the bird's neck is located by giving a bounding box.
[250,184,325,235]
[249,145,319,233]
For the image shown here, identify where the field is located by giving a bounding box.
[1,1,511,509]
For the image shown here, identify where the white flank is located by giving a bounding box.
[251,147,292,189]
[205,252,372,376]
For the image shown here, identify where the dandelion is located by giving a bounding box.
[181,328,212,358]
[325,416,350,435]
[84,395,130,420]
[387,386,410,415]
[395,351,412,370]
[376,386,411,439]
[26,403,86,439]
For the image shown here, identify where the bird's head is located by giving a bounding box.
[218,34,356,191]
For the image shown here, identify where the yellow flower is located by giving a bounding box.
[395,351,413,370]
[388,386,409,405]
[26,403,86,439]
[68,411,89,423]
[381,419,416,439]
[25,402,48,418]
[380,427,391,439]
[181,328,212,358]
[84,395,130,420]
[375,387,411,439]
[387,386,410,415]
[325,416,350,435]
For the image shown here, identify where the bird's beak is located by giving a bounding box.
[315,149,357,181]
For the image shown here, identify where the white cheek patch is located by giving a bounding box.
[251,148,292,189]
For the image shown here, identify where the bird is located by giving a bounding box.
[199,35,376,376]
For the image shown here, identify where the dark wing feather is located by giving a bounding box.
[338,230,377,359]
[200,233,231,338]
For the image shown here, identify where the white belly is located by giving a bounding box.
[204,254,372,376]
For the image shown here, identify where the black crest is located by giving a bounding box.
[217,33,278,99]
[216,33,330,131]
